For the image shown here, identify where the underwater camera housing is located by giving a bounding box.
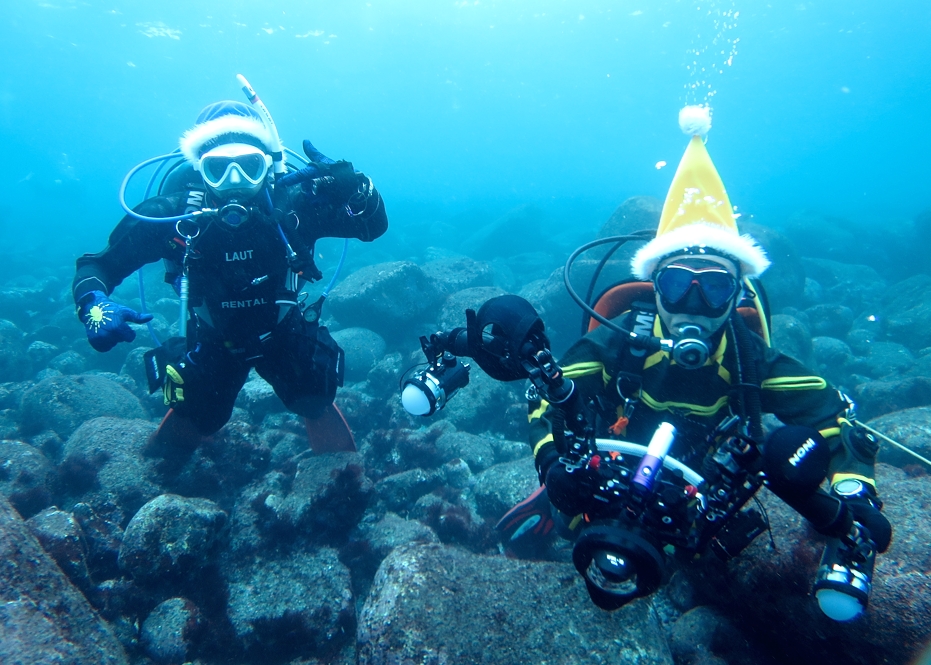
[560,420,774,611]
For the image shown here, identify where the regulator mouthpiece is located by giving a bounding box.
[672,325,710,369]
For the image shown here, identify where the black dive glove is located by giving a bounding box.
[832,479,892,552]
[544,461,614,518]
[309,161,373,215]
[277,140,372,213]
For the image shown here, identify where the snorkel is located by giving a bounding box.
[236,74,287,178]
[234,74,303,270]
[236,74,351,313]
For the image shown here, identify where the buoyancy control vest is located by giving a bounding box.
[588,278,771,456]
[163,190,305,346]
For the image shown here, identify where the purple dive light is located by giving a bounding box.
[631,422,677,494]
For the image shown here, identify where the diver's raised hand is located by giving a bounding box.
[78,290,153,352]
[274,139,335,191]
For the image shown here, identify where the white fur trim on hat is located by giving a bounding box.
[631,222,771,280]
[179,114,275,165]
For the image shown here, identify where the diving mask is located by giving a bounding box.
[198,143,272,199]
[655,261,739,316]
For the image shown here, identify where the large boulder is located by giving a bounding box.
[854,341,916,379]
[852,376,931,421]
[118,494,228,584]
[0,439,53,518]
[437,286,508,331]
[520,258,631,357]
[331,327,387,383]
[357,542,673,664]
[471,456,539,522]
[881,275,931,351]
[421,255,496,300]
[26,506,92,593]
[0,277,62,330]
[21,374,147,437]
[597,196,663,238]
[0,320,31,382]
[235,371,285,421]
[225,547,354,661]
[328,261,442,335]
[165,417,272,503]
[810,336,854,385]
[259,451,373,545]
[867,406,931,469]
[438,370,529,438]
[0,494,128,664]
[59,417,160,518]
[805,304,856,338]
[372,467,443,513]
[460,204,547,259]
[801,258,887,314]
[435,429,498,473]
[743,220,807,311]
[344,511,440,601]
[770,314,814,367]
[140,597,205,665]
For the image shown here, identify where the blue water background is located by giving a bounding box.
[1,0,929,267]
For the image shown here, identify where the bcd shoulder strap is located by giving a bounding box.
[611,301,657,423]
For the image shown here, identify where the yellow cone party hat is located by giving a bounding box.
[630,106,769,280]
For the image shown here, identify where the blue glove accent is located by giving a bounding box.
[302,139,335,165]
[275,139,336,189]
[79,290,154,352]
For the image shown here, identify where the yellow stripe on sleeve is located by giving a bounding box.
[761,376,827,391]
[561,361,605,379]
[533,434,554,458]
[528,399,550,422]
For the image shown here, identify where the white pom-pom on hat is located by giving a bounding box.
[678,105,712,137]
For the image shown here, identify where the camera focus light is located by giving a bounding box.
[401,383,434,416]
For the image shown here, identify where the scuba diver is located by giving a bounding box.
[72,86,387,456]
[513,106,891,621]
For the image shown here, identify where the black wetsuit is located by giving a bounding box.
[73,182,388,434]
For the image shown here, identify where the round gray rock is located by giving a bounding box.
[421,256,496,299]
[225,547,354,660]
[471,456,538,522]
[358,542,673,664]
[436,286,508,331]
[0,321,31,382]
[0,440,53,518]
[140,597,204,665]
[118,494,228,583]
[60,417,160,518]
[331,327,386,383]
[22,374,147,437]
[328,261,442,333]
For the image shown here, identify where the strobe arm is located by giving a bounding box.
[401,294,582,419]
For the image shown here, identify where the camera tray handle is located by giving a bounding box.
[595,439,705,487]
